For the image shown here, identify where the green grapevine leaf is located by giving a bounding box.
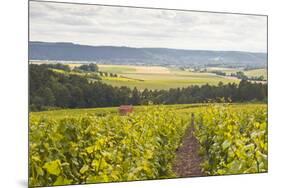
[43,160,61,176]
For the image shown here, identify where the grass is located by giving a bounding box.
[98,64,137,73]
[206,67,242,75]
[102,77,239,90]
[244,69,267,80]
[48,64,266,90]
[30,103,267,121]
[98,65,240,90]
[206,67,267,80]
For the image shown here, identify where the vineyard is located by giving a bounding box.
[194,105,268,175]
[29,104,267,187]
[29,107,190,186]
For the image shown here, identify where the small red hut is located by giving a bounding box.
[118,105,133,115]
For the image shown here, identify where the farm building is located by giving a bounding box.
[118,105,133,115]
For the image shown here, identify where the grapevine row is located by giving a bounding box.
[29,107,190,187]
[194,104,268,175]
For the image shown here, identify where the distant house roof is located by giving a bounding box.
[118,105,133,115]
[119,105,133,109]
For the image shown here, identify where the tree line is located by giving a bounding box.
[73,63,98,72]
[230,71,265,81]
[30,64,267,111]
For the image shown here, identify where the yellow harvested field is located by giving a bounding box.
[133,66,170,74]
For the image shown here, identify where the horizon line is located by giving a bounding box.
[29,40,267,54]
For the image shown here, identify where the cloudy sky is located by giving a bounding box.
[30,1,267,53]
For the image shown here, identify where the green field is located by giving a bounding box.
[98,65,136,74]
[206,67,242,75]
[30,103,266,121]
[206,67,267,80]
[98,65,240,90]
[43,63,267,90]
[244,68,267,80]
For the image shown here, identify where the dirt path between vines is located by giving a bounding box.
[172,114,205,177]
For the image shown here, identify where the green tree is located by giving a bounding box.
[131,87,141,105]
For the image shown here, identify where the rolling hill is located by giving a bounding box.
[29,41,267,68]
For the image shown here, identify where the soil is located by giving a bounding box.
[172,115,205,177]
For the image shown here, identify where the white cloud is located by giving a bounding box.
[29,1,267,52]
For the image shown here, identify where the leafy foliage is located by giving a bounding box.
[29,107,189,187]
[194,104,268,175]
[74,63,99,72]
